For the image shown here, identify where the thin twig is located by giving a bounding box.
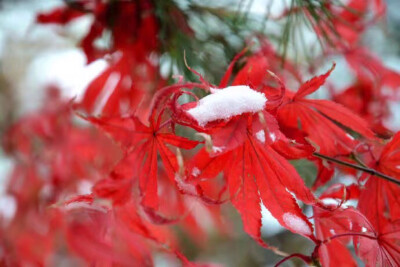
[313,152,400,186]
[274,253,311,267]
[323,232,376,243]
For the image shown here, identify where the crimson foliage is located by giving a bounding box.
[1,0,400,266]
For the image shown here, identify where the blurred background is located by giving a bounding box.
[0,0,400,266]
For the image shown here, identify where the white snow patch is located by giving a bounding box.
[175,173,197,195]
[187,85,267,127]
[321,198,341,206]
[212,146,224,153]
[25,50,108,101]
[77,180,93,195]
[0,195,16,224]
[282,212,312,236]
[346,133,355,140]
[191,167,201,177]
[256,130,265,143]
[269,132,277,142]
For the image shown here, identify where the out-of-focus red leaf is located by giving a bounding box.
[333,81,392,138]
[37,7,85,25]
[89,114,200,214]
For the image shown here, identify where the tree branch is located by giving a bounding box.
[274,253,311,267]
[313,152,400,186]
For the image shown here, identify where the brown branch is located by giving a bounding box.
[313,152,400,186]
[274,253,311,267]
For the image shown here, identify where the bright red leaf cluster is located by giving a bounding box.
[1,0,400,266]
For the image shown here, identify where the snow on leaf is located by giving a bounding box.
[191,167,201,177]
[187,85,267,127]
[256,130,266,143]
[186,114,317,246]
[282,212,312,236]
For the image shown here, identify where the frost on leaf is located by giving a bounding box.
[191,167,201,177]
[256,130,266,143]
[282,212,312,236]
[187,85,267,127]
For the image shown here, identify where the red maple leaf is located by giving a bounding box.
[228,40,302,90]
[77,52,163,117]
[345,48,400,93]
[276,64,375,156]
[183,111,317,247]
[166,54,318,247]
[313,207,357,267]
[358,132,400,231]
[62,196,171,266]
[62,194,218,267]
[2,89,119,202]
[333,81,392,138]
[304,0,385,49]
[36,6,85,25]
[88,110,199,217]
[38,0,159,63]
[313,207,400,266]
